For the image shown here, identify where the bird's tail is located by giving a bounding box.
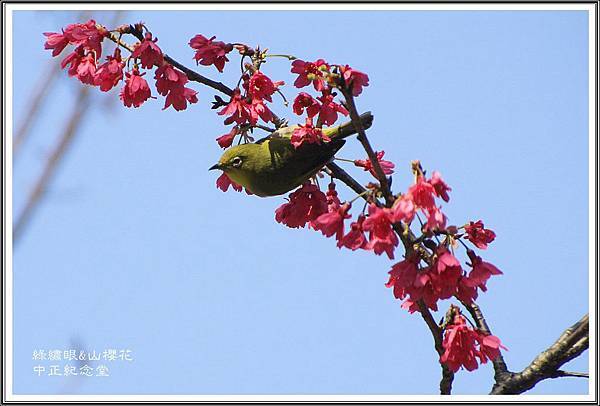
[324,111,374,140]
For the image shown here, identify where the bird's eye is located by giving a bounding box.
[231,156,243,168]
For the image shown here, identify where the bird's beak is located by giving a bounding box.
[209,163,222,171]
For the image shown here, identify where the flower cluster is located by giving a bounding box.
[440,312,507,372]
[289,58,369,148]
[216,70,284,147]
[44,20,200,111]
[385,247,502,313]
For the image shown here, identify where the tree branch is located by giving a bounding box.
[339,86,395,207]
[490,314,589,394]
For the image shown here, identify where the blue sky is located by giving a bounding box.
[11,9,590,395]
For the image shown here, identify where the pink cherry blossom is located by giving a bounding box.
[464,220,496,249]
[429,171,451,202]
[94,48,125,91]
[189,34,233,72]
[131,32,163,68]
[312,203,351,241]
[316,90,348,125]
[275,183,328,229]
[354,151,395,179]
[337,215,368,250]
[119,68,152,108]
[292,92,320,118]
[216,172,242,192]
[362,204,398,259]
[216,127,239,149]
[290,118,330,149]
[341,65,369,96]
[291,59,329,91]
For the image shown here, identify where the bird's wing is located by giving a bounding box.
[263,137,346,180]
[255,126,296,145]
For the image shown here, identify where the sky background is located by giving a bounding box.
[11,9,590,395]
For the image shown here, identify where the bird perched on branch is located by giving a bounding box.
[209,112,373,197]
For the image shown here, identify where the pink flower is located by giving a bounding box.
[189,34,233,72]
[216,172,242,192]
[316,90,348,125]
[292,92,320,118]
[324,182,341,210]
[275,183,328,229]
[154,63,198,111]
[216,127,239,149]
[407,177,436,210]
[290,118,330,149]
[218,89,253,125]
[131,32,163,69]
[155,64,184,95]
[119,68,152,108]
[43,31,70,56]
[463,251,503,292]
[429,171,451,202]
[430,247,462,299]
[456,278,479,304]
[354,151,395,179]
[63,20,106,56]
[464,220,496,249]
[390,194,415,224]
[312,202,351,241]
[440,314,482,372]
[337,215,368,250]
[362,204,399,259]
[291,59,329,91]
[250,98,274,124]
[440,314,507,372]
[248,71,279,102]
[476,334,508,364]
[424,206,447,232]
[341,65,369,96]
[164,86,198,111]
[94,48,124,91]
[75,52,97,85]
[385,255,420,301]
[60,46,85,77]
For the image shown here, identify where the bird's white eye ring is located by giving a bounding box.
[231,156,243,168]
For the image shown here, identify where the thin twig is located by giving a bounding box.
[549,370,589,379]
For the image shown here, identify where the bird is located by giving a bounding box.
[209,112,373,197]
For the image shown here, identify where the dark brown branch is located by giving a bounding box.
[339,86,395,207]
[326,162,368,198]
[417,301,454,394]
[490,314,589,394]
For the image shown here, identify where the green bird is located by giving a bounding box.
[209,112,373,197]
